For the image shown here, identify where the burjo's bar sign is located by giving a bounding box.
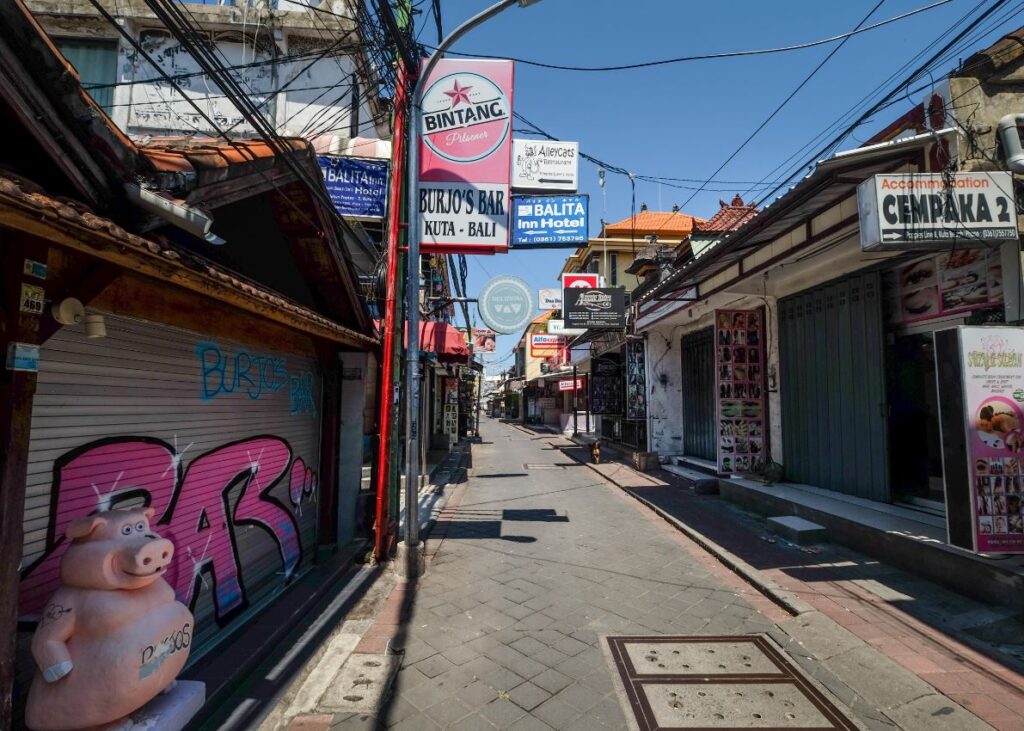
[418,59,514,254]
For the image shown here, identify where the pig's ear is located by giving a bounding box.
[143,507,156,520]
[65,515,106,541]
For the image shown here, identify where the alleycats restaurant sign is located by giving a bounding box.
[418,59,514,254]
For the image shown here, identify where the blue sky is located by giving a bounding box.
[422,0,1022,372]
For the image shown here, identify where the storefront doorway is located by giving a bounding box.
[680,327,716,461]
[886,330,945,507]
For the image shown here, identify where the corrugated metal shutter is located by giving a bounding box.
[779,271,889,501]
[19,312,322,657]
[681,327,716,461]
[54,39,118,113]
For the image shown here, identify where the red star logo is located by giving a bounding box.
[444,80,473,107]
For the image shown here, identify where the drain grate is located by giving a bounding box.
[606,635,856,730]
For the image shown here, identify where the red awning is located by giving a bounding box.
[375,320,470,361]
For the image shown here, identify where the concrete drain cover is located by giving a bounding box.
[320,653,398,714]
[606,635,856,730]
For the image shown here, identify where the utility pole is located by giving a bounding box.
[400,0,543,577]
[373,0,412,563]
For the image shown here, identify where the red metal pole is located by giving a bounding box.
[374,61,409,562]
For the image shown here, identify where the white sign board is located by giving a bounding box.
[512,140,579,192]
[548,319,586,336]
[419,182,509,249]
[538,288,563,310]
[858,172,1018,251]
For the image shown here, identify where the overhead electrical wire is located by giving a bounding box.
[422,0,954,72]
[678,0,887,211]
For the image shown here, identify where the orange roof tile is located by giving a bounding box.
[138,137,310,176]
[603,209,704,239]
[694,195,757,233]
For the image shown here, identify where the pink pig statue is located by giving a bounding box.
[26,508,194,731]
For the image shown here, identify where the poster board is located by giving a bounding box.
[590,359,622,415]
[715,310,766,475]
[626,340,647,420]
[882,249,1003,326]
[936,326,1024,554]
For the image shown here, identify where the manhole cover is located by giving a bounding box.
[606,635,856,730]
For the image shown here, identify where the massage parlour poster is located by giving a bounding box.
[715,309,766,475]
[962,328,1024,553]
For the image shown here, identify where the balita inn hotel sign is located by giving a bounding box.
[858,172,1019,251]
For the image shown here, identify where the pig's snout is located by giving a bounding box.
[127,538,174,575]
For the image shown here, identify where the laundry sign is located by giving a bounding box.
[858,172,1018,251]
[418,59,514,254]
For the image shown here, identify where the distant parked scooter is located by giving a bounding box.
[590,439,601,464]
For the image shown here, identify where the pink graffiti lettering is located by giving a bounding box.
[288,458,318,516]
[20,436,311,623]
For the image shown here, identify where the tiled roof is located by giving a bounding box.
[960,26,1024,75]
[603,209,704,239]
[693,195,757,233]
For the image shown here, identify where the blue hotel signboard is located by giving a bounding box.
[318,156,389,219]
[511,194,588,248]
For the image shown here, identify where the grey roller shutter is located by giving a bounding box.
[779,271,889,501]
[19,311,323,657]
[681,327,716,461]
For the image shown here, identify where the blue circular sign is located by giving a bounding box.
[478,275,535,334]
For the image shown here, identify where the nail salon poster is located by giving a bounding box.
[961,327,1024,553]
[715,310,766,475]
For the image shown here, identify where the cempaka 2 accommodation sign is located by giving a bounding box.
[418,59,514,254]
[858,172,1018,251]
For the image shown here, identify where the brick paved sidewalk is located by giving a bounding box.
[560,443,1024,731]
[294,418,997,730]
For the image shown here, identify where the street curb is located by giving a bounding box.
[558,442,816,618]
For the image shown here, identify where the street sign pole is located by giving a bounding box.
[403,0,542,570]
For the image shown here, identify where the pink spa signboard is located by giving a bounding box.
[418,59,514,254]
[938,326,1024,555]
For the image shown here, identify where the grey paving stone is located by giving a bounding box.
[455,680,501,710]
[532,696,581,729]
[330,712,379,730]
[442,644,481,666]
[507,716,554,731]
[552,636,589,657]
[530,647,569,669]
[423,698,473,726]
[530,668,572,695]
[508,682,552,712]
[481,666,527,693]
[479,697,528,727]
[462,655,502,681]
[506,654,547,681]
[449,713,497,731]
[414,653,457,679]
[509,636,549,656]
[554,682,605,713]
[387,713,440,730]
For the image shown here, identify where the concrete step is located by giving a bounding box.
[766,515,827,545]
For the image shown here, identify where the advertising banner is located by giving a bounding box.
[418,59,514,254]
[472,328,496,353]
[937,326,1024,554]
[626,339,647,420]
[558,378,584,392]
[547,319,586,336]
[858,172,1018,251]
[538,288,563,310]
[564,287,626,330]
[715,310,767,475]
[563,272,600,289]
[882,249,1003,326]
[512,139,579,191]
[530,333,566,357]
[511,195,588,248]
[318,156,389,218]
[590,359,622,415]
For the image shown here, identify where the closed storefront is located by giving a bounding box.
[778,271,889,501]
[18,312,323,656]
[681,327,716,461]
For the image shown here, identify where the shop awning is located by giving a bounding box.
[376,320,469,361]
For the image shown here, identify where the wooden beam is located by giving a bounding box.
[0,201,376,350]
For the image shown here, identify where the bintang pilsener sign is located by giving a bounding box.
[563,287,626,330]
[418,59,514,254]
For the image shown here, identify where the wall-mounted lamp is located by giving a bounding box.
[51,297,85,326]
[84,313,106,339]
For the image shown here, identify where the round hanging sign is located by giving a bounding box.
[477,275,535,334]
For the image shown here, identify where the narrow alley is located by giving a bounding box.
[274,417,1003,731]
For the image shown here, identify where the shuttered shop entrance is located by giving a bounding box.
[779,271,890,502]
[18,312,323,656]
[681,327,716,461]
